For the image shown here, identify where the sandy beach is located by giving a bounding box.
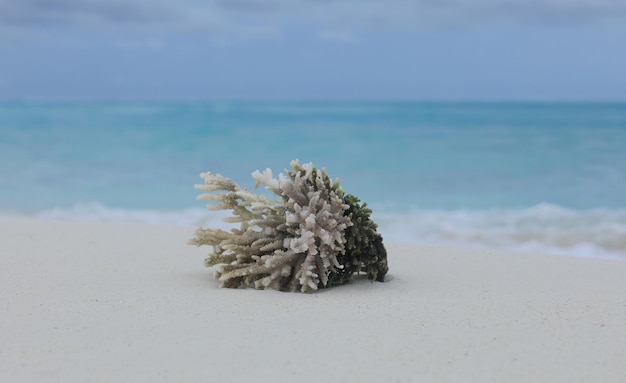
[2,214,625,382]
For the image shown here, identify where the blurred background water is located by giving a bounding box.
[1,101,625,258]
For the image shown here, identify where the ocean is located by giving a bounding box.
[1,101,625,258]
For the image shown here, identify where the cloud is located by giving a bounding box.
[447,0,626,26]
[0,0,177,27]
[210,0,626,27]
[1,0,626,42]
[0,0,279,42]
[303,0,626,29]
[215,0,294,12]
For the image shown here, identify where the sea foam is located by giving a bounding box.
[33,202,626,260]
[374,203,626,259]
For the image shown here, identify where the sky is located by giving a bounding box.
[1,0,626,101]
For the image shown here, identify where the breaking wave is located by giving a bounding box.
[374,203,626,259]
[32,202,626,259]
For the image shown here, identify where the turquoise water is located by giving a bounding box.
[2,101,626,257]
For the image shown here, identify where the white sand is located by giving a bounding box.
[2,215,626,382]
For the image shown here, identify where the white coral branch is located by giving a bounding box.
[190,161,353,292]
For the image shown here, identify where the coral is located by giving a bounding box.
[190,160,388,293]
[329,194,388,286]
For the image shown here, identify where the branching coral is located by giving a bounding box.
[190,160,388,293]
